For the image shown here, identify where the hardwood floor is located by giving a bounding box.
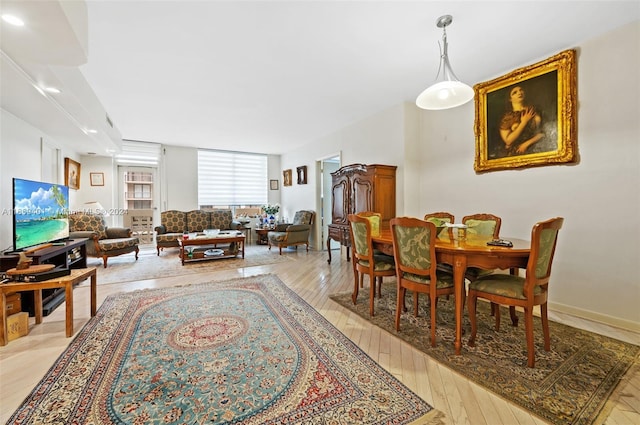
[1,247,638,424]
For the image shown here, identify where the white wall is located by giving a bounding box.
[0,110,81,251]
[281,22,640,330]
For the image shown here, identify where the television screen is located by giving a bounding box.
[13,178,70,251]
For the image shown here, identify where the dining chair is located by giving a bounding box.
[424,211,455,239]
[348,213,396,316]
[462,213,508,318]
[467,217,564,367]
[462,213,501,238]
[390,217,455,347]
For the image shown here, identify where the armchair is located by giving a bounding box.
[69,212,139,268]
[267,210,315,254]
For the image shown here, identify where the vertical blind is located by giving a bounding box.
[197,150,267,206]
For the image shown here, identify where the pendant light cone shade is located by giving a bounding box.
[416,15,474,110]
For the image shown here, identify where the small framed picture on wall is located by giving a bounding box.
[90,172,105,186]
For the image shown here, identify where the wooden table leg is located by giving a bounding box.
[453,255,467,355]
[34,289,43,325]
[65,281,74,337]
[241,239,245,259]
[91,270,97,317]
[0,293,7,346]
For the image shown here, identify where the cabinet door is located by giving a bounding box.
[352,176,373,214]
[331,178,349,225]
[373,172,396,229]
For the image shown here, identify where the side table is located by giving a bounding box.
[255,228,271,245]
[0,267,97,346]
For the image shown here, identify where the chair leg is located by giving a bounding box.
[395,287,405,330]
[102,256,108,268]
[541,303,550,351]
[351,269,359,305]
[430,292,437,347]
[495,305,501,331]
[509,306,518,327]
[467,292,478,346]
[524,307,536,368]
[369,274,375,316]
[413,292,419,317]
[279,246,282,255]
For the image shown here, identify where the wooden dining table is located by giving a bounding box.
[372,229,531,355]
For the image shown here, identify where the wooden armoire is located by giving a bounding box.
[327,163,397,263]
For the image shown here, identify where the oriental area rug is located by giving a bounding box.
[90,244,294,285]
[330,284,640,425]
[8,274,443,424]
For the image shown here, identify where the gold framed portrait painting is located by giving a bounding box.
[64,158,81,190]
[474,49,577,173]
[283,169,292,187]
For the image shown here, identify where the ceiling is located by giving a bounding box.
[1,1,639,157]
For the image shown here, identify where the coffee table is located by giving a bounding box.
[178,231,245,265]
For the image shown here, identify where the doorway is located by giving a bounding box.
[319,155,340,252]
[117,166,159,245]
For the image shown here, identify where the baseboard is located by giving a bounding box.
[548,301,640,333]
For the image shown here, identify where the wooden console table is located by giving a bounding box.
[0,267,97,346]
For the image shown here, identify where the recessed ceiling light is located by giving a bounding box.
[43,87,61,94]
[2,14,25,27]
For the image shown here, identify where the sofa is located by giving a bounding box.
[154,209,242,255]
[69,212,140,268]
[267,210,315,254]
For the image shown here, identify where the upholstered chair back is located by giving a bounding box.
[392,220,436,274]
[350,219,371,258]
[209,209,234,229]
[69,212,108,240]
[462,213,502,238]
[186,210,210,232]
[292,210,314,226]
[356,212,381,237]
[160,210,187,233]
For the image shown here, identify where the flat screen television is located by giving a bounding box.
[12,178,70,252]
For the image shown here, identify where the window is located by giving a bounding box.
[198,150,267,208]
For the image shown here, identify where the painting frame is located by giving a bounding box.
[90,172,105,186]
[296,165,307,184]
[283,169,292,187]
[269,179,279,190]
[64,158,81,190]
[473,49,577,173]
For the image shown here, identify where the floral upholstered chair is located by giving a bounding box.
[390,217,454,347]
[348,213,395,316]
[69,212,139,268]
[267,210,315,255]
[467,217,564,367]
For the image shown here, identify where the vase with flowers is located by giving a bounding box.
[262,203,280,225]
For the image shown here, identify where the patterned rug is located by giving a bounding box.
[330,283,640,425]
[8,275,443,424]
[90,244,295,285]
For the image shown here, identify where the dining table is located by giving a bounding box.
[371,229,531,355]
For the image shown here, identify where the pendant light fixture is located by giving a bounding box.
[416,15,474,110]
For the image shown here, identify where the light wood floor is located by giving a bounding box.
[1,247,638,424]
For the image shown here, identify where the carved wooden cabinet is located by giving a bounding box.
[327,163,397,263]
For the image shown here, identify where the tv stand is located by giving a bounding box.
[1,239,88,316]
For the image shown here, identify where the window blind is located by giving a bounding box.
[198,150,267,206]
[115,140,161,166]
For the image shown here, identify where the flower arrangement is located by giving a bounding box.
[262,203,280,216]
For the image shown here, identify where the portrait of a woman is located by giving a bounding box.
[487,72,558,159]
